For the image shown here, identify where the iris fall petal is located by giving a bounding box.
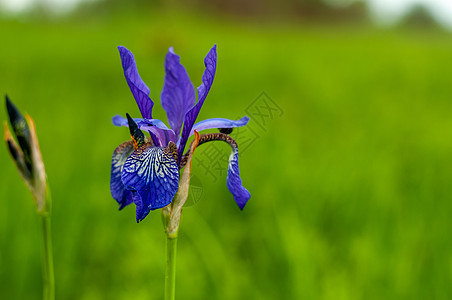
[226,145,251,210]
[121,143,179,222]
[110,140,135,209]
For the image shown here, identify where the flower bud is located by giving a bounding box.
[4,96,48,214]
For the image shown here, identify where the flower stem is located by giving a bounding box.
[165,235,178,300]
[40,187,54,300]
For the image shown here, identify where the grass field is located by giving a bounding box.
[1,7,452,299]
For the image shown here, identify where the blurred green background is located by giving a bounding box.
[1,0,452,299]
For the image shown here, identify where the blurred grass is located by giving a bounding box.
[1,7,452,300]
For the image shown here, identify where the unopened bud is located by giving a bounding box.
[4,96,48,214]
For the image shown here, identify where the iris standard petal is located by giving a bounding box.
[190,116,250,136]
[110,140,135,209]
[118,46,154,119]
[121,143,179,222]
[226,145,251,210]
[161,47,196,137]
[178,45,217,159]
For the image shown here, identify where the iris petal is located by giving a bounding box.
[118,46,154,119]
[190,116,249,136]
[110,140,135,209]
[178,45,217,159]
[121,143,179,222]
[161,47,196,137]
[226,145,251,210]
[138,119,177,147]
[192,133,250,209]
[112,114,137,127]
[112,115,176,147]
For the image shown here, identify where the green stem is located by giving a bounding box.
[165,235,178,300]
[41,214,55,300]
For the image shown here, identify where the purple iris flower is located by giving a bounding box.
[110,45,251,222]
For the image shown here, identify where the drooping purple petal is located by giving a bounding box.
[226,144,250,210]
[110,140,135,209]
[112,115,176,147]
[118,46,154,119]
[121,143,179,222]
[161,47,196,137]
[190,116,250,136]
[178,45,217,159]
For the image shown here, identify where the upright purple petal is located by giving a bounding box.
[178,45,217,159]
[121,143,179,222]
[110,141,135,209]
[226,145,250,210]
[197,45,217,104]
[161,48,196,137]
[190,116,249,136]
[118,46,154,119]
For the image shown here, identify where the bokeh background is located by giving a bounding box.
[1,0,452,299]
